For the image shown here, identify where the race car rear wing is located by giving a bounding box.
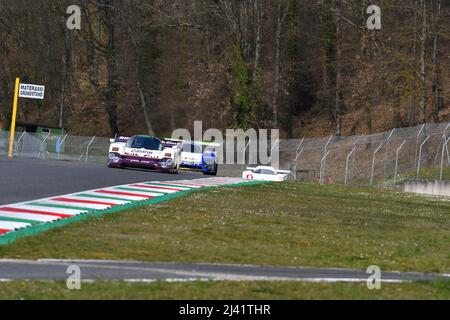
[246,167,291,175]
[277,169,292,174]
[110,136,131,143]
[164,138,221,148]
[162,139,182,148]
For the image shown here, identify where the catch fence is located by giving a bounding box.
[0,122,449,186]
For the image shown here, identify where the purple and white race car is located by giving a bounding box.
[107,135,181,174]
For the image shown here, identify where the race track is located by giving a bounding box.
[0,260,447,283]
[0,158,202,205]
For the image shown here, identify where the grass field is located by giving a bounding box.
[0,182,449,299]
[0,280,449,300]
[1,182,449,272]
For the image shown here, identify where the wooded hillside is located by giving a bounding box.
[0,0,449,138]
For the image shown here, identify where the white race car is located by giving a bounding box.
[108,135,181,173]
[242,166,291,182]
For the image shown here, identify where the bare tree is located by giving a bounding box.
[419,0,428,123]
[272,1,288,127]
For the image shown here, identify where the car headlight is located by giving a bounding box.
[203,155,216,165]
[109,153,121,163]
[160,158,173,168]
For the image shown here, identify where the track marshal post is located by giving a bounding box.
[8,78,45,158]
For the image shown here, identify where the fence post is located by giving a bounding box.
[416,136,430,180]
[16,132,26,158]
[370,142,384,186]
[38,132,51,159]
[292,148,304,180]
[383,128,396,178]
[320,150,331,184]
[415,124,426,171]
[440,136,450,181]
[57,134,69,161]
[351,135,363,177]
[291,138,305,180]
[320,136,333,183]
[85,136,96,163]
[295,137,305,155]
[394,139,407,185]
[345,146,357,185]
[241,140,251,171]
[433,123,450,166]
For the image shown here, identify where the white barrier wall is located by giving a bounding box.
[404,181,450,197]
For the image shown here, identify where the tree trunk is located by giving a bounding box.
[407,0,418,126]
[273,2,286,128]
[104,1,120,136]
[59,28,71,129]
[335,0,342,136]
[419,0,427,124]
[431,0,442,123]
[137,57,154,136]
[253,0,264,82]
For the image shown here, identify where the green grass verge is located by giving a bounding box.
[0,280,449,300]
[0,182,449,273]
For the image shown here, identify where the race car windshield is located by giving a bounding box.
[256,169,276,175]
[183,144,202,154]
[127,136,162,150]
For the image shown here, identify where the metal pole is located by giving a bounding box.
[57,134,69,161]
[8,78,20,158]
[270,138,280,154]
[295,137,305,155]
[394,139,407,185]
[447,140,450,166]
[440,136,450,180]
[434,123,450,165]
[16,131,26,158]
[416,136,430,180]
[320,150,331,184]
[85,136,96,163]
[320,136,333,183]
[38,132,51,159]
[383,128,396,178]
[293,148,304,180]
[16,131,26,144]
[443,122,450,136]
[415,124,426,171]
[370,142,384,186]
[324,136,333,156]
[241,140,251,170]
[291,138,305,180]
[351,135,363,177]
[269,138,280,168]
[345,146,357,185]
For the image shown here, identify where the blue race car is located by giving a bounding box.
[164,139,219,175]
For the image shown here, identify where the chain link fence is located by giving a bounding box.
[0,131,110,164]
[0,122,449,186]
[279,122,450,186]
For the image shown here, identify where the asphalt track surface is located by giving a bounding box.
[0,260,448,282]
[0,158,202,205]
